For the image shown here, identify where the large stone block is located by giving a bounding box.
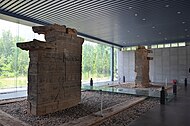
[17,24,83,115]
[135,46,152,87]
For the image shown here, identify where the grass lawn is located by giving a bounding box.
[82,72,110,82]
[0,74,110,89]
[0,76,27,89]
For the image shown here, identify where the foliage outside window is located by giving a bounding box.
[82,41,111,82]
[114,48,118,81]
[0,19,46,89]
[0,30,29,89]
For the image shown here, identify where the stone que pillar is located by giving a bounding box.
[17,24,84,115]
[135,46,153,88]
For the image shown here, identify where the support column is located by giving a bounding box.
[110,46,114,81]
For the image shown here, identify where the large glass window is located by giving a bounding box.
[82,40,112,83]
[0,19,43,90]
[114,48,118,81]
[0,19,117,90]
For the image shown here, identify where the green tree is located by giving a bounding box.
[0,30,28,77]
[82,41,112,81]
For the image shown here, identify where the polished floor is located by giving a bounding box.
[130,85,190,126]
[0,80,113,100]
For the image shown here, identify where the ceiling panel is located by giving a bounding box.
[1,0,190,47]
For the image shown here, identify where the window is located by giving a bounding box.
[0,19,38,90]
[82,41,111,82]
[151,45,157,49]
[158,44,164,48]
[126,47,131,51]
[178,42,185,47]
[131,46,137,50]
[171,43,178,47]
[164,44,170,48]
[121,48,127,51]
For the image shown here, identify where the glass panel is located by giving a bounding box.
[131,46,137,50]
[17,24,31,88]
[126,47,131,51]
[171,43,178,47]
[114,48,118,81]
[0,19,30,90]
[164,43,170,48]
[151,45,157,48]
[158,44,164,48]
[82,40,111,84]
[178,42,185,47]
[0,19,19,90]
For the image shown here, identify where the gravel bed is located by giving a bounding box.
[0,91,138,126]
[99,98,159,126]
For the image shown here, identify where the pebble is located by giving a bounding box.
[99,98,159,126]
[0,91,159,126]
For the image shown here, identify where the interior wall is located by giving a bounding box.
[118,46,190,84]
[118,51,135,82]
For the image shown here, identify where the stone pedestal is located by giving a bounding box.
[135,46,153,88]
[17,24,84,115]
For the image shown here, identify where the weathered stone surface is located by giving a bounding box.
[16,39,55,50]
[17,24,84,115]
[135,46,153,88]
[32,24,66,34]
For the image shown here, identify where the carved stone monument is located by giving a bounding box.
[17,24,84,115]
[135,46,153,88]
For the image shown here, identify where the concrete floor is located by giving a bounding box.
[0,91,27,100]
[130,85,190,126]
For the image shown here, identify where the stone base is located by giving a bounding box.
[134,82,151,88]
[27,99,80,115]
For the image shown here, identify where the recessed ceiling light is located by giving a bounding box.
[164,37,168,40]
[177,11,181,14]
[185,29,188,31]
[165,5,169,7]
[158,32,162,35]
[142,18,146,21]
[152,26,156,29]
[135,13,138,16]
[127,30,130,32]
[129,7,133,9]
[182,21,186,24]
